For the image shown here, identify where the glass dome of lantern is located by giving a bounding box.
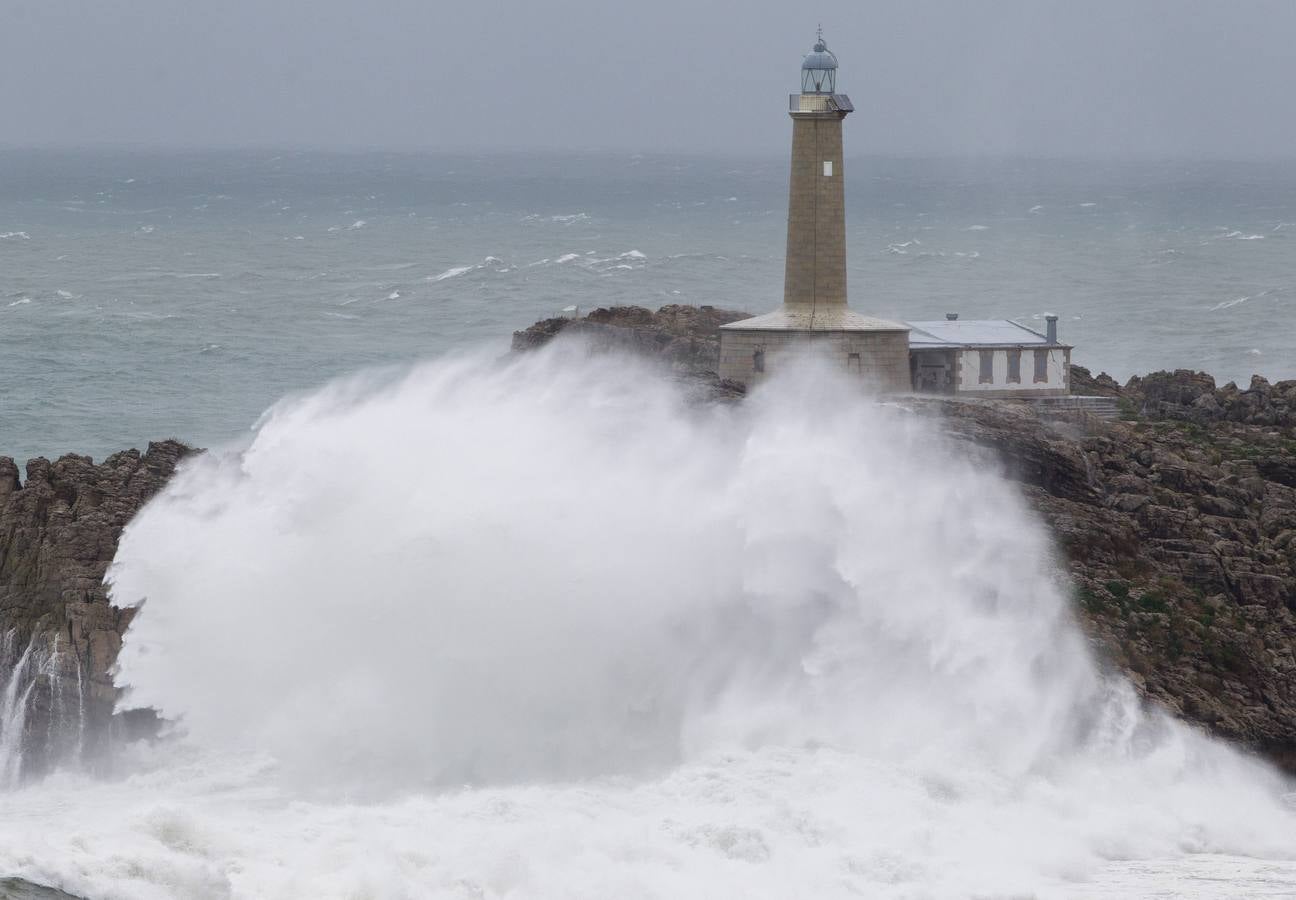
[800,30,838,94]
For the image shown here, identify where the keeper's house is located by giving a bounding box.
[906,314,1072,397]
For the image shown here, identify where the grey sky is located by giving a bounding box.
[3,0,1295,158]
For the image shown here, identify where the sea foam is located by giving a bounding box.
[431,264,475,281]
[6,344,1291,898]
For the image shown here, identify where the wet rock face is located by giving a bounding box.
[0,440,190,781]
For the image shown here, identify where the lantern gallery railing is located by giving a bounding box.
[788,93,854,113]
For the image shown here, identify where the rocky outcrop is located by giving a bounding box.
[1123,369,1296,429]
[511,303,752,367]
[518,307,1296,771]
[1068,365,1124,398]
[514,303,749,373]
[513,304,755,402]
[0,441,190,781]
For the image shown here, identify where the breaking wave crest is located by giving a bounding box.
[56,341,1294,895]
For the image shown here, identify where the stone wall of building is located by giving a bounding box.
[718,328,910,392]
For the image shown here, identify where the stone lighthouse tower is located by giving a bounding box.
[718,32,910,390]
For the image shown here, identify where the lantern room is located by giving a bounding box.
[800,32,838,94]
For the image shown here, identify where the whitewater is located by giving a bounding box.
[0,342,1293,898]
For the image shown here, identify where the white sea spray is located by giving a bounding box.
[0,343,1273,897]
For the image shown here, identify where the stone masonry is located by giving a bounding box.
[783,109,848,312]
[718,329,911,392]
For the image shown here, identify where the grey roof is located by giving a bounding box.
[722,304,907,333]
[905,319,1068,347]
[802,39,838,71]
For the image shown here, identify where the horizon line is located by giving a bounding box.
[2,142,1296,167]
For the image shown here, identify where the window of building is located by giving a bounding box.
[1007,349,1021,384]
[979,349,994,384]
[823,160,833,177]
[1034,349,1049,383]
[847,352,860,373]
[753,348,765,373]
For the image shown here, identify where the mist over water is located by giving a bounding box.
[0,340,1269,896]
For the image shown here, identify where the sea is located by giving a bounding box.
[2,149,1295,463]
[1,150,1296,900]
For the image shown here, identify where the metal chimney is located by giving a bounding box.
[945,312,959,321]
[1045,315,1058,343]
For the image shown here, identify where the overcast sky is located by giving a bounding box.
[3,0,1295,158]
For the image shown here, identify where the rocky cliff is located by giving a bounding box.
[0,441,190,781]
[517,306,1296,771]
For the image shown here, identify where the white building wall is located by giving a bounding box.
[956,347,1070,396]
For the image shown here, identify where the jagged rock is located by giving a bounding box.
[1069,365,1124,398]
[1120,368,1296,430]
[0,440,192,780]
[1127,369,1217,408]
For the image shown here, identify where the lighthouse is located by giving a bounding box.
[718,32,911,390]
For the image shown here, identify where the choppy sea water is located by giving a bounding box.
[1,149,1295,462]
